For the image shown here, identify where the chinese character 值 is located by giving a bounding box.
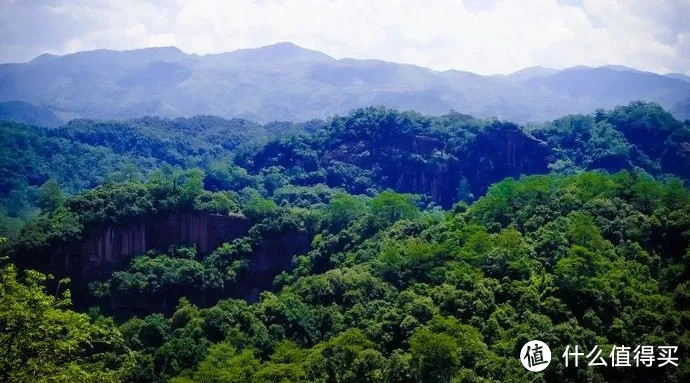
[610,345,631,367]
[523,343,549,368]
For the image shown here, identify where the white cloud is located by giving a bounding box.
[1,0,688,75]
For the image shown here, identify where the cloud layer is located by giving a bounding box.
[1,0,689,75]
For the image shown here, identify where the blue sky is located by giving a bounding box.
[1,0,689,75]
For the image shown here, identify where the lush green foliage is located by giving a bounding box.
[8,171,682,382]
[0,116,314,235]
[9,167,242,254]
[1,102,689,382]
[3,102,688,236]
[0,238,133,382]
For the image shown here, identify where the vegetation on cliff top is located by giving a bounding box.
[1,102,689,382]
[2,102,688,236]
[3,170,689,382]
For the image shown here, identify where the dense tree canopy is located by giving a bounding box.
[1,102,689,382]
[0,237,133,382]
[4,170,687,382]
[3,102,688,236]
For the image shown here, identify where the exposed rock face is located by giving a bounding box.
[394,136,460,208]
[17,210,316,312]
[61,212,250,279]
[320,124,554,207]
[461,124,555,197]
[24,212,251,305]
[107,228,313,313]
[231,230,313,303]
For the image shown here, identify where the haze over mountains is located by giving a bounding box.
[1,42,689,126]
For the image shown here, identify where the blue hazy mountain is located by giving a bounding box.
[0,101,63,127]
[666,73,690,83]
[1,42,688,124]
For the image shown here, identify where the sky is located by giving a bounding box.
[1,0,689,75]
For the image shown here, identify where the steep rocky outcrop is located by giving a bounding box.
[59,212,250,280]
[393,135,460,207]
[320,123,554,207]
[461,124,555,197]
[230,230,313,303]
[107,228,313,313]
[20,212,251,305]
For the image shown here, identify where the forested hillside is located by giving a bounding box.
[2,101,688,235]
[0,115,319,234]
[1,102,689,382]
[2,171,688,382]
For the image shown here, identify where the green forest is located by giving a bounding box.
[1,101,689,382]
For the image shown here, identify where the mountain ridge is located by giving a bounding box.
[1,42,689,125]
[17,44,684,79]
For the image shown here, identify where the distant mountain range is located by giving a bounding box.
[1,42,689,126]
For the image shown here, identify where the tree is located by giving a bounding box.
[324,192,368,232]
[178,168,205,206]
[37,179,64,213]
[409,327,459,383]
[0,259,132,382]
[370,190,420,228]
[172,343,259,383]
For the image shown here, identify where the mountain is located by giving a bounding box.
[505,65,558,81]
[666,72,690,83]
[1,42,689,124]
[0,101,63,127]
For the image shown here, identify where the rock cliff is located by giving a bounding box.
[230,230,313,303]
[461,124,555,197]
[321,123,554,206]
[106,228,313,313]
[21,212,251,306]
